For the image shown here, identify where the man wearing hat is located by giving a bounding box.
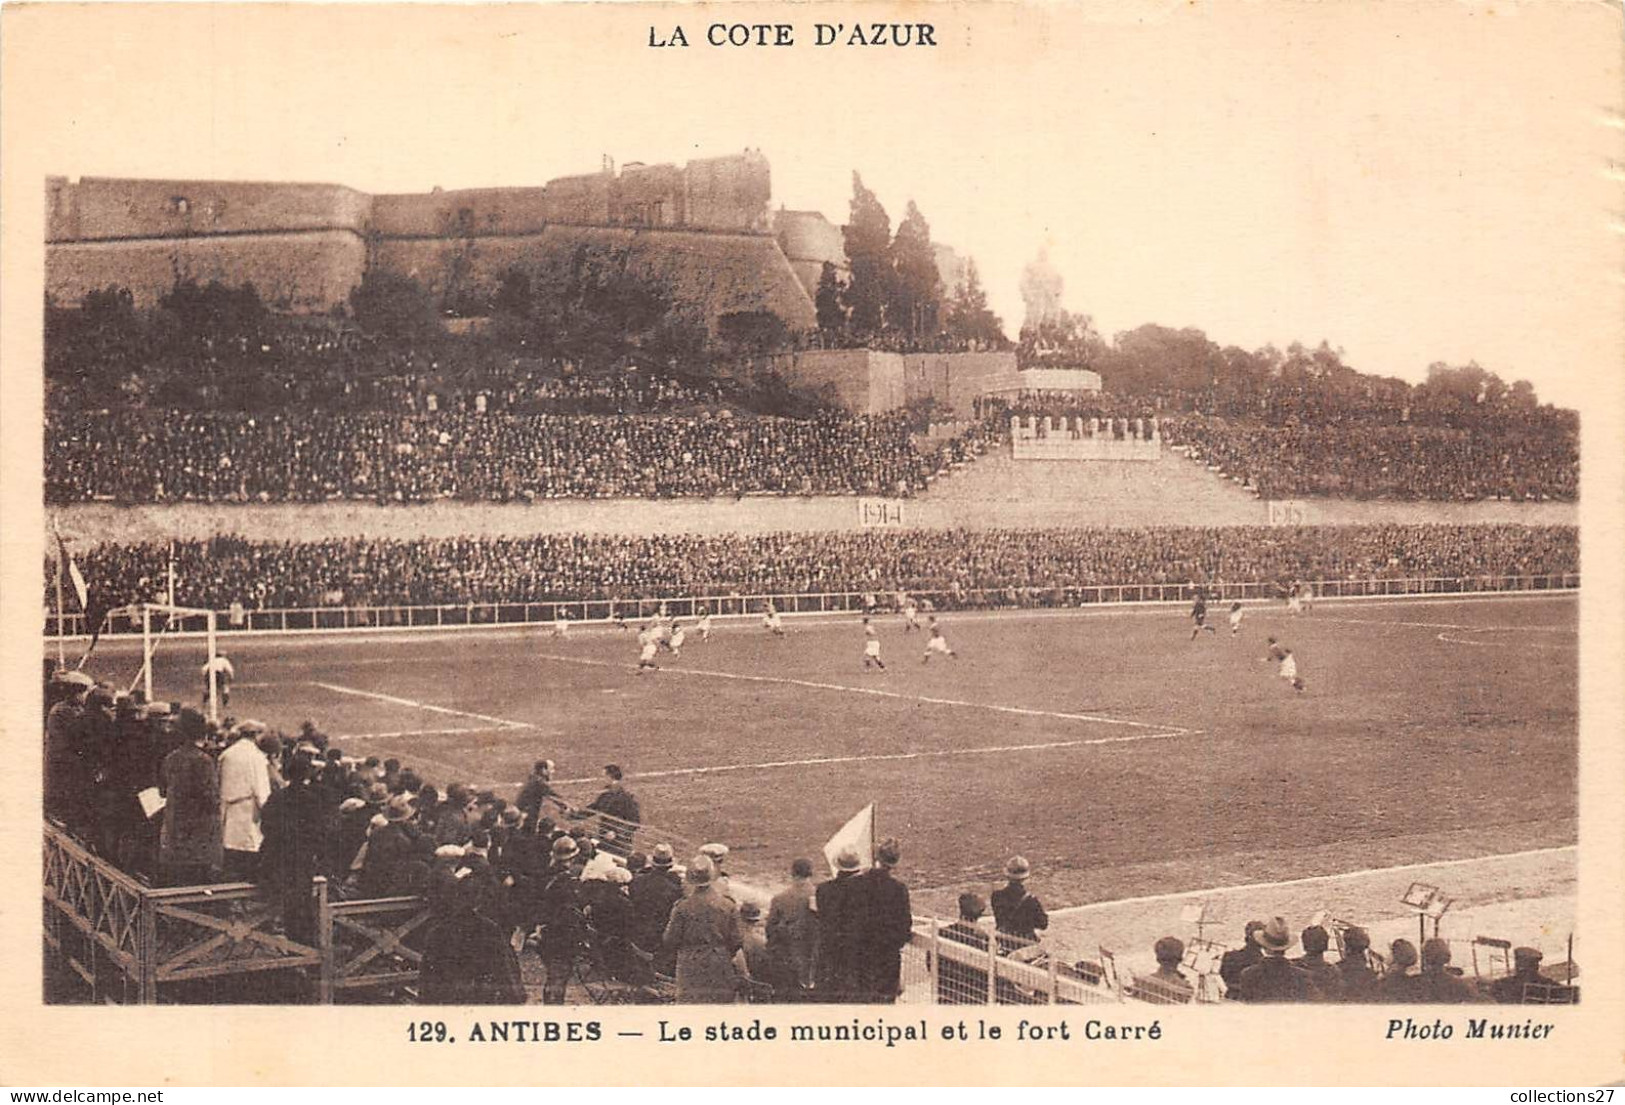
[359,793,426,898]
[217,719,272,879]
[991,856,1049,953]
[258,754,328,943]
[1335,926,1379,1002]
[419,863,527,1005]
[766,858,819,1000]
[859,838,913,1003]
[662,856,743,1003]
[815,847,869,1002]
[44,671,94,829]
[1490,947,1566,1004]
[157,707,223,886]
[630,843,684,965]
[736,900,773,985]
[936,893,991,1005]
[531,834,586,1004]
[1234,917,1317,1003]
[698,842,732,900]
[1219,920,1266,999]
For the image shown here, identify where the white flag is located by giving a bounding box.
[822,802,875,877]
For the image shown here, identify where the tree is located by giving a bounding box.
[841,172,892,337]
[347,270,442,340]
[159,278,266,340]
[716,310,791,358]
[888,200,942,341]
[943,259,1006,347]
[815,262,848,335]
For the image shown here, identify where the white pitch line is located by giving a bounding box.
[478,727,1206,789]
[1046,844,1578,917]
[1436,632,1571,650]
[308,681,533,730]
[533,652,1187,734]
[334,726,512,740]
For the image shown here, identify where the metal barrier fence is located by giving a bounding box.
[898,919,1203,1007]
[43,574,1581,639]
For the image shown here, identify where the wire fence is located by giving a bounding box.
[43,573,1580,640]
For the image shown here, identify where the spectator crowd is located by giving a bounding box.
[51,524,1578,614]
[1160,416,1576,503]
[42,669,1575,1007]
[47,409,938,504]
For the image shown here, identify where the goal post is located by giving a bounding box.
[132,602,222,723]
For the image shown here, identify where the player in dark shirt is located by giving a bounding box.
[1189,593,1216,640]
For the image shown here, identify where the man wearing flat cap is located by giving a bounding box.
[45,672,93,830]
[991,855,1048,953]
[815,847,869,1002]
[1490,947,1567,1004]
[859,838,913,1003]
[515,759,561,825]
[573,765,641,856]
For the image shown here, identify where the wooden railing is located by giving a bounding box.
[43,823,430,1004]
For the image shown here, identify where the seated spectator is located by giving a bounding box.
[1490,947,1565,1004]
[936,893,992,1005]
[1291,924,1342,1001]
[1128,937,1195,1005]
[1234,917,1318,1003]
[1380,940,1421,1002]
[1413,938,1479,1004]
[1219,920,1266,999]
[1336,925,1380,1003]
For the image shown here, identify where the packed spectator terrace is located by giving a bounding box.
[54,524,1577,613]
[46,292,1580,506]
[47,409,936,503]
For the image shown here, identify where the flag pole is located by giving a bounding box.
[53,530,65,669]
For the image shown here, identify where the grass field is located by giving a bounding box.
[79,593,1578,916]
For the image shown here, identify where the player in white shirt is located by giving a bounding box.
[1286,582,1307,615]
[862,617,887,671]
[901,596,921,633]
[696,610,713,642]
[669,621,687,658]
[1228,601,1244,636]
[922,619,957,663]
[763,604,786,637]
[637,632,660,674]
[202,653,236,709]
[552,609,571,638]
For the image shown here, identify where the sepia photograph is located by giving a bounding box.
[2,0,1621,1088]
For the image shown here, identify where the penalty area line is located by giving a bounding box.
[484,727,1207,789]
[533,652,1188,734]
[308,680,533,731]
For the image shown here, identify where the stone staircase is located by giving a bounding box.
[913,446,1267,528]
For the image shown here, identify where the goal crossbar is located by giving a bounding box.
[132,603,223,723]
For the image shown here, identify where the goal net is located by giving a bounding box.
[125,602,226,723]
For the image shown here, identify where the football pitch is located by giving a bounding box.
[82,592,1578,915]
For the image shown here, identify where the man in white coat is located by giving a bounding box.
[218,720,271,880]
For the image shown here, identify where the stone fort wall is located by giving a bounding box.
[44,151,811,325]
